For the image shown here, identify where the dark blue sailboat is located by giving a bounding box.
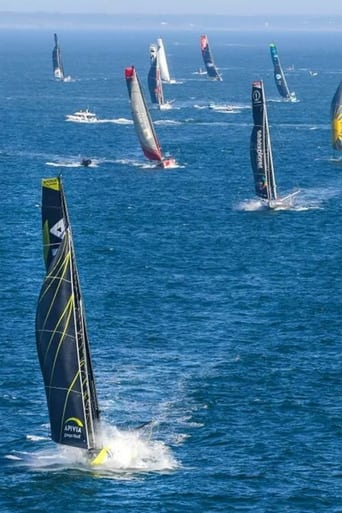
[250,81,299,209]
[200,34,222,81]
[52,33,65,81]
[147,44,172,110]
[269,43,296,102]
[36,177,109,465]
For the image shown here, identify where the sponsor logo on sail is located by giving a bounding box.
[256,129,263,169]
[252,89,261,103]
[50,218,66,240]
[63,417,84,440]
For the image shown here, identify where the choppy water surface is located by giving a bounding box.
[0,28,341,512]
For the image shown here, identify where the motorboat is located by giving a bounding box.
[66,109,98,123]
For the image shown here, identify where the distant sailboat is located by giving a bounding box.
[148,44,173,110]
[331,80,342,160]
[250,80,299,209]
[36,177,110,465]
[156,38,176,84]
[269,43,296,102]
[125,66,176,168]
[52,33,70,82]
[200,34,222,81]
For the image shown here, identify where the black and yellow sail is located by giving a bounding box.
[36,177,100,452]
[331,81,342,151]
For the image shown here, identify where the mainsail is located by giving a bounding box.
[250,80,277,203]
[331,81,342,151]
[36,177,101,454]
[125,65,175,168]
[156,38,171,83]
[269,43,295,101]
[250,81,299,208]
[52,33,65,81]
[200,34,222,81]
[148,44,166,108]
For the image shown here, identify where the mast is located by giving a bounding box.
[250,81,277,202]
[200,34,222,81]
[36,177,100,452]
[331,80,342,152]
[125,65,163,162]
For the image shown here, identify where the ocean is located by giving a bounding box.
[0,27,341,512]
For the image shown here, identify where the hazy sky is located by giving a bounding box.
[0,0,342,16]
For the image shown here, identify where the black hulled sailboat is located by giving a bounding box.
[35,177,109,464]
[269,43,296,102]
[250,81,299,209]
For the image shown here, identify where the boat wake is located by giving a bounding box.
[46,159,99,168]
[66,118,132,125]
[236,199,301,212]
[236,189,333,212]
[6,423,178,477]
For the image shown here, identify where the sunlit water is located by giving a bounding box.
[0,28,341,512]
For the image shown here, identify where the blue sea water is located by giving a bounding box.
[0,27,341,512]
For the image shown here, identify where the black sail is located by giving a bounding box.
[36,177,100,451]
[250,81,277,201]
[52,33,65,80]
[200,34,222,81]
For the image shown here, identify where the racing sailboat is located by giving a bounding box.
[125,65,176,168]
[156,38,176,84]
[52,33,66,81]
[331,80,342,160]
[250,80,299,209]
[269,43,296,102]
[35,177,110,465]
[148,44,172,110]
[200,34,222,81]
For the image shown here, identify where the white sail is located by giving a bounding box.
[157,38,171,83]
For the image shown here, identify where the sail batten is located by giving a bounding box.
[36,177,100,452]
[200,34,222,81]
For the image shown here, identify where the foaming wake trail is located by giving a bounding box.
[96,423,178,472]
[7,422,178,476]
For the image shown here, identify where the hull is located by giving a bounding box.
[269,44,295,101]
[331,81,342,151]
[250,81,277,202]
[200,35,222,81]
[36,177,100,452]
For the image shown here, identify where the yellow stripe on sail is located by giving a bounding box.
[42,177,60,191]
[332,116,342,145]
